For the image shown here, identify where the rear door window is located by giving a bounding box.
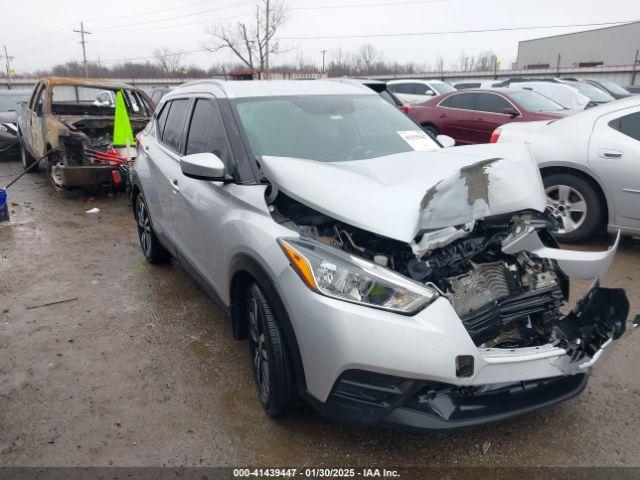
[185,98,231,162]
[160,98,189,152]
[389,83,413,94]
[609,112,640,142]
[155,101,171,139]
[440,93,475,110]
[474,93,512,114]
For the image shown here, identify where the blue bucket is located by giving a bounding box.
[0,187,9,222]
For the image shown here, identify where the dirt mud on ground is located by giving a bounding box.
[1,160,639,467]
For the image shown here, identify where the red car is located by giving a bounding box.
[406,88,568,144]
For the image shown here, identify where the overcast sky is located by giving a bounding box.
[4,0,640,73]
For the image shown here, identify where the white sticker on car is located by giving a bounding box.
[397,130,436,151]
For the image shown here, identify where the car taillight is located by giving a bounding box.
[399,105,412,114]
[490,129,501,143]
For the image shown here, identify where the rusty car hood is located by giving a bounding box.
[260,143,547,243]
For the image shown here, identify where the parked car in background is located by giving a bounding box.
[131,79,628,430]
[407,88,568,144]
[563,78,632,100]
[625,85,640,94]
[333,78,407,111]
[492,95,640,242]
[17,77,153,190]
[387,79,455,104]
[0,90,32,159]
[498,77,615,109]
[149,86,173,107]
[452,80,501,90]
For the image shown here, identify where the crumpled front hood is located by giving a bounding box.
[260,143,546,243]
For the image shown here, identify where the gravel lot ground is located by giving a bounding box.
[1,159,639,468]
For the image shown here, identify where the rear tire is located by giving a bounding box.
[19,133,38,173]
[135,194,170,263]
[245,282,296,417]
[543,173,604,243]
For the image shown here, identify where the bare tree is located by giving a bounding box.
[203,0,288,78]
[355,44,381,74]
[153,47,186,77]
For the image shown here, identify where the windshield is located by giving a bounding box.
[594,79,630,97]
[0,92,31,111]
[234,94,440,162]
[51,85,152,116]
[566,81,614,102]
[431,82,456,95]
[507,90,566,112]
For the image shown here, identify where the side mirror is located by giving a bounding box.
[424,90,435,96]
[502,107,519,118]
[180,152,227,181]
[436,135,455,148]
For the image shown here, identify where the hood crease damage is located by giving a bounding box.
[262,146,629,367]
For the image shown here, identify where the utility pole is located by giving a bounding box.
[264,0,270,80]
[320,49,327,76]
[632,49,639,86]
[1,46,13,90]
[73,22,92,78]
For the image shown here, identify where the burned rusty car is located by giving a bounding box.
[17,77,153,190]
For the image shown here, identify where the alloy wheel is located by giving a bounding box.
[248,291,270,404]
[136,198,152,258]
[545,184,587,234]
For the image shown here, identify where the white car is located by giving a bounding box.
[493,95,640,242]
[387,79,455,104]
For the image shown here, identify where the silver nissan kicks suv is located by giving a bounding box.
[131,79,631,430]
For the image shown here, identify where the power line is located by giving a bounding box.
[73,22,92,78]
[280,19,639,40]
[90,0,255,31]
[85,0,214,22]
[291,0,446,10]
[90,11,253,34]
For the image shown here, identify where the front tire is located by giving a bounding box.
[543,173,604,243]
[135,194,170,263]
[245,282,296,416]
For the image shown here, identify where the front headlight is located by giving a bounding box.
[279,238,438,314]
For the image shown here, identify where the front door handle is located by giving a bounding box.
[600,148,623,159]
[439,113,447,118]
[169,178,179,192]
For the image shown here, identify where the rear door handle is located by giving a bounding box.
[169,178,179,192]
[439,113,447,118]
[600,148,623,159]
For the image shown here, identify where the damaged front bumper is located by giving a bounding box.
[284,252,630,429]
[56,164,114,187]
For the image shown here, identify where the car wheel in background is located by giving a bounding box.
[135,194,170,263]
[19,133,38,173]
[245,282,295,417]
[422,124,439,138]
[543,173,603,243]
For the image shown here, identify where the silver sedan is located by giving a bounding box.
[493,96,640,242]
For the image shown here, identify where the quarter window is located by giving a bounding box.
[474,93,512,114]
[161,98,189,152]
[441,93,475,110]
[609,112,640,142]
[185,98,230,162]
[155,102,171,140]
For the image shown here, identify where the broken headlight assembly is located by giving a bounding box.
[279,238,438,314]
